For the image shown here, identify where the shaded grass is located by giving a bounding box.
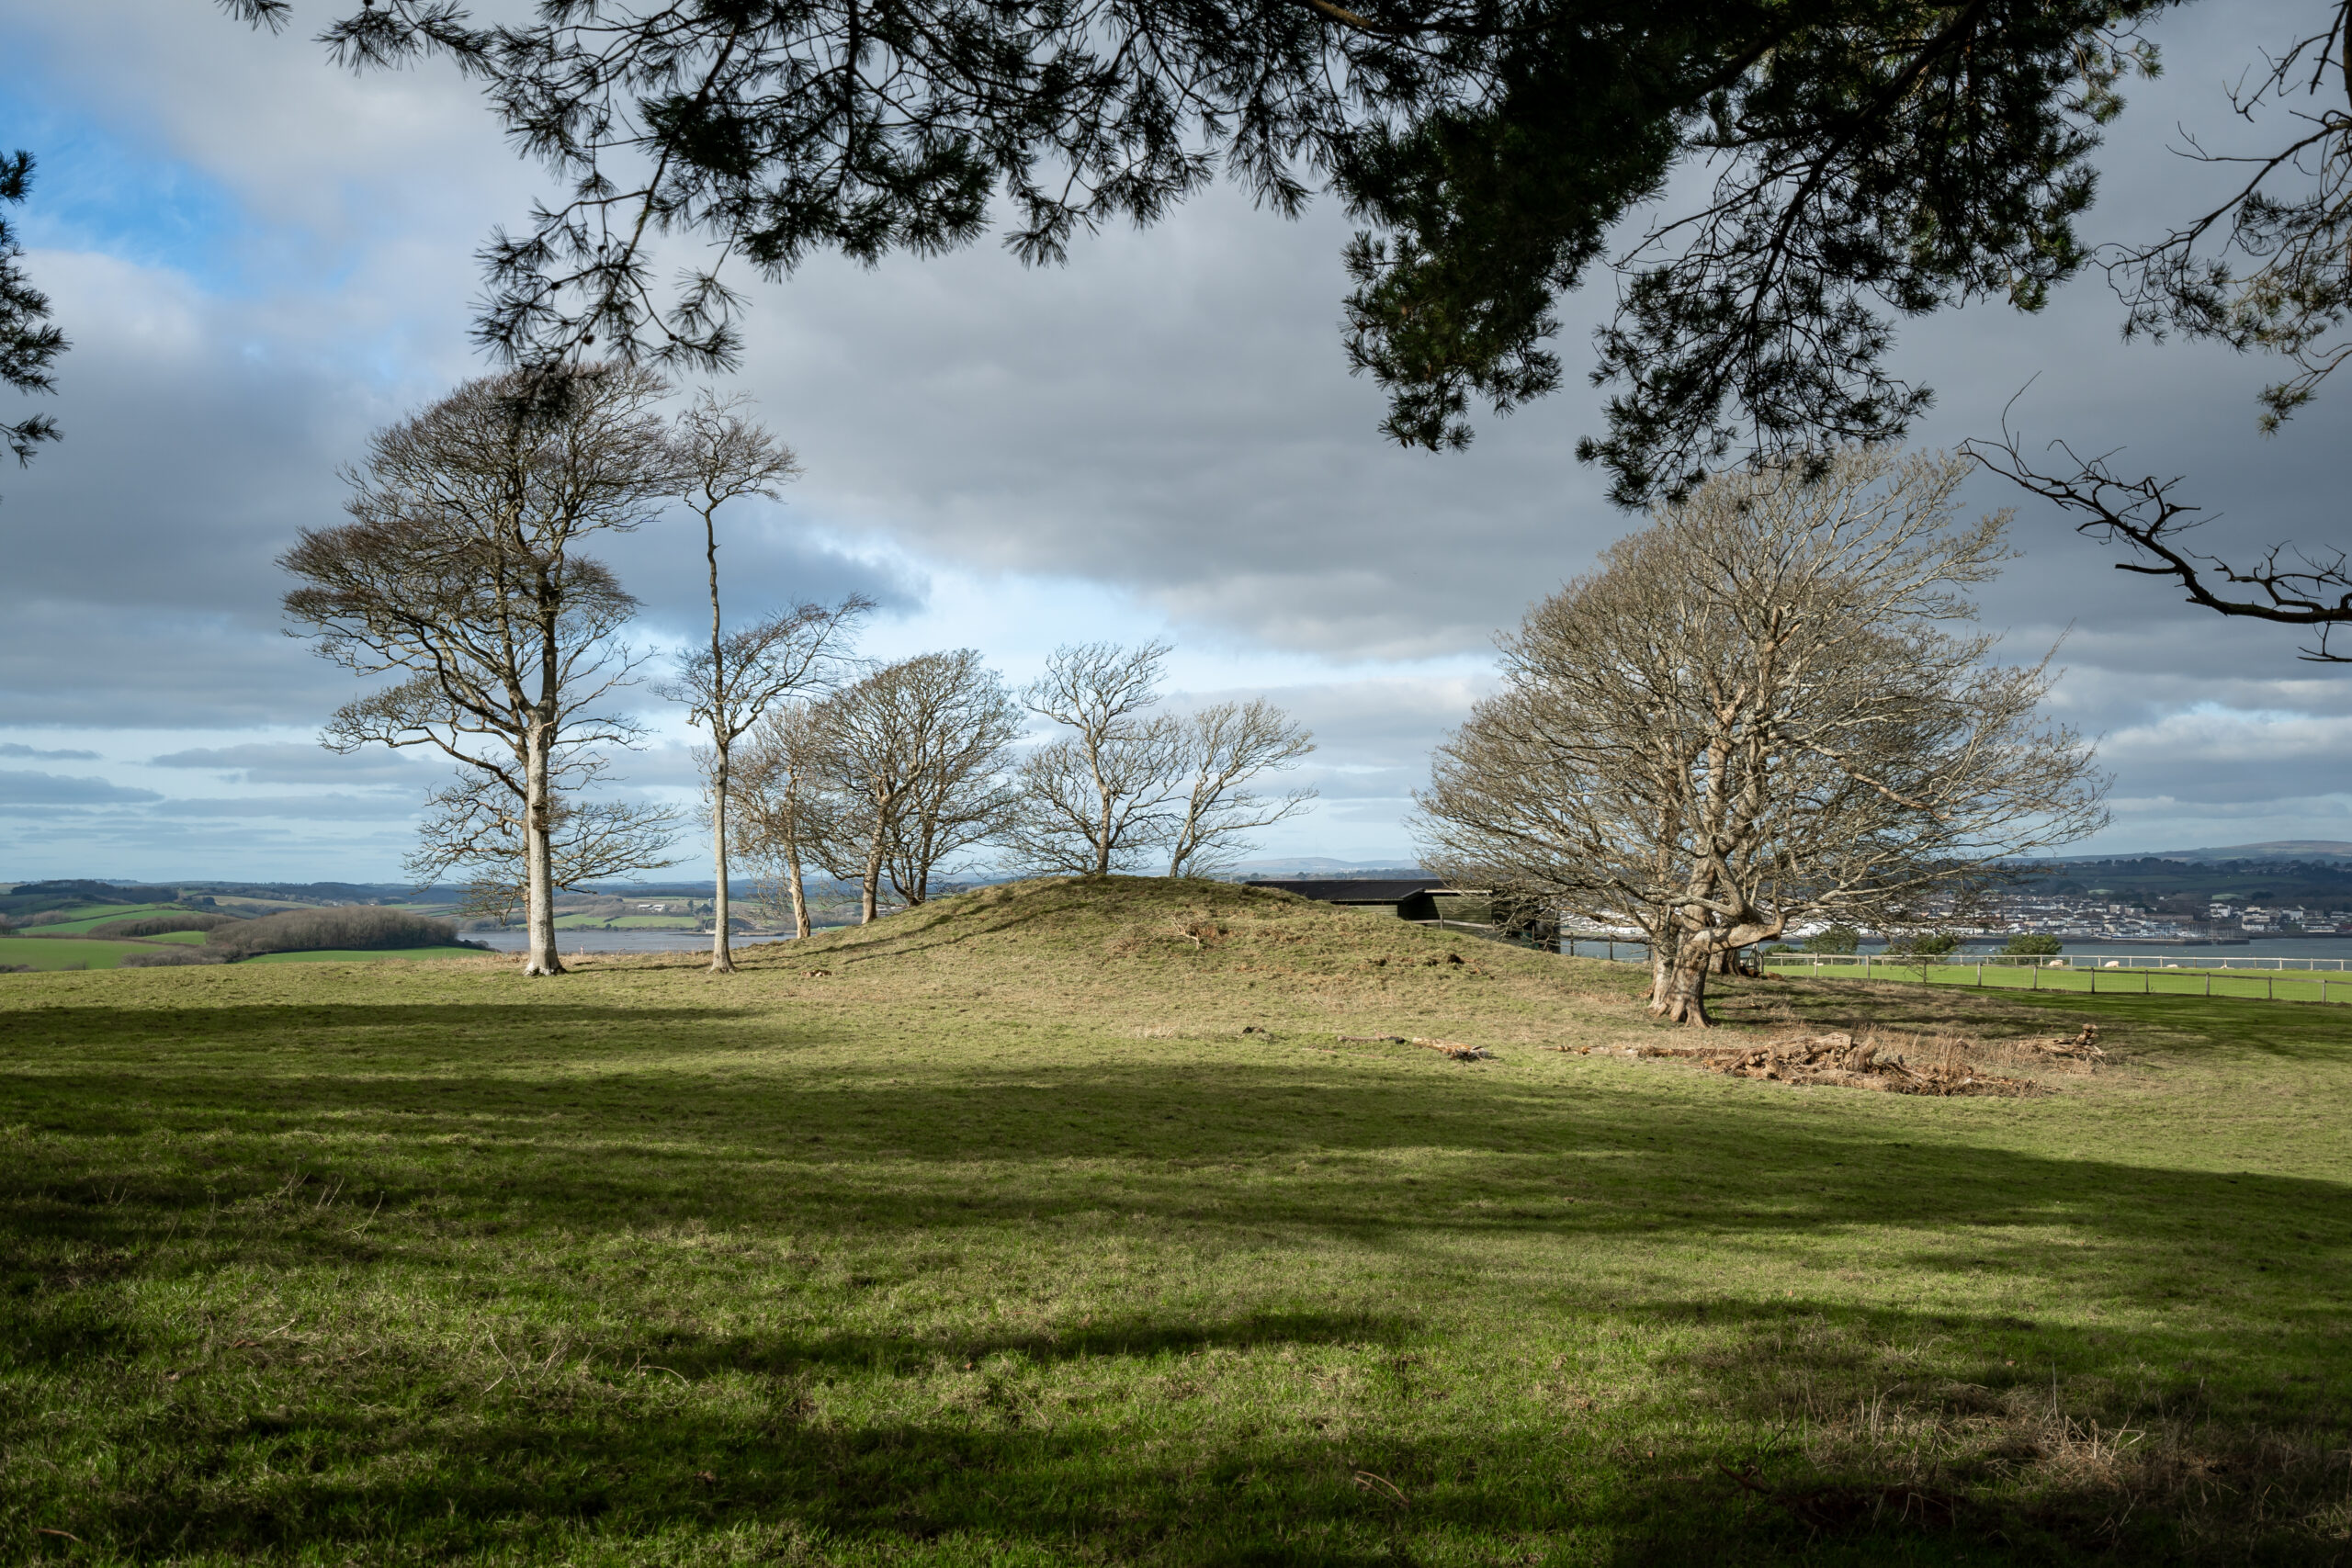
[1,876,2346,1564]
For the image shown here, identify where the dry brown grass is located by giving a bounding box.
[1713,1363,2352,1552]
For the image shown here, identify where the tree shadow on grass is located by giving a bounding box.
[5,1030,2348,1292]
[7,1298,2186,1565]
[13,1304,2073,1567]
[5,998,2349,1562]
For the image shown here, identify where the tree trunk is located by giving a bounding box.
[861,821,886,924]
[1658,938,1715,1026]
[521,723,564,976]
[786,838,809,940]
[704,513,733,973]
[708,743,735,972]
[1093,771,1113,876]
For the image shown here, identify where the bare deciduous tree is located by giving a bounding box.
[1970,10,2351,651]
[732,704,837,939]
[659,389,871,970]
[1001,642,1317,878]
[1970,431,2352,662]
[1417,448,2108,1027]
[410,766,682,924]
[1164,699,1317,876]
[815,650,1021,921]
[281,364,684,976]
[1002,640,1184,875]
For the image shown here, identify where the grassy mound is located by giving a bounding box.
[0,875,2346,1562]
[741,874,1652,1046]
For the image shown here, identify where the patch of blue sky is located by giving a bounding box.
[0,81,264,294]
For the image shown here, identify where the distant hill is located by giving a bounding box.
[2155,840,2352,862]
[1222,856,1422,875]
[0,878,450,919]
[2033,841,2352,865]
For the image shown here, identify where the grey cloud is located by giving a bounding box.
[2094,710,2352,805]
[148,742,432,785]
[0,741,101,760]
[150,794,424,820]
[0,768,162,804]
[2,0,2347,867]
[0,600,362,728]
[601,513,925,647]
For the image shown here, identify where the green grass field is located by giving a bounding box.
[0,935,161,971]
[1770,957,2352,1007]
[17,903,192,934]
[2,877,2346,1563]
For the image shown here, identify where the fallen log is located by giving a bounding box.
[1411,1037,1494,1061]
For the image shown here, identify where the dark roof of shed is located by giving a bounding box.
[1244,879,1447,904]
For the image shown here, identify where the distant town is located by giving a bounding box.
[1959,891,2352,942]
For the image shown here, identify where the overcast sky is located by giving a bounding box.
[1,0,2346,882]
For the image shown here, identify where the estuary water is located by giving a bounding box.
[469,930,799,954]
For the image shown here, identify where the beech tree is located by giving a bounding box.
[409,766,681,924]
[658,390,870,971]
[1001,642,1318,876]
[1416,448,2108,1026]
[813,650,1021,920]
[2,151,64,483]
[282,364,685,975]
[1163,699,1317,876]
[731,704,835,939]
[1001,641,1185,876]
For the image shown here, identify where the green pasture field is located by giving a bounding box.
[241,945,492,964]
[1770,957,2352,1006]
[18,903,192,934]
[2,877,2347,1564]
[0,935,160,971]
